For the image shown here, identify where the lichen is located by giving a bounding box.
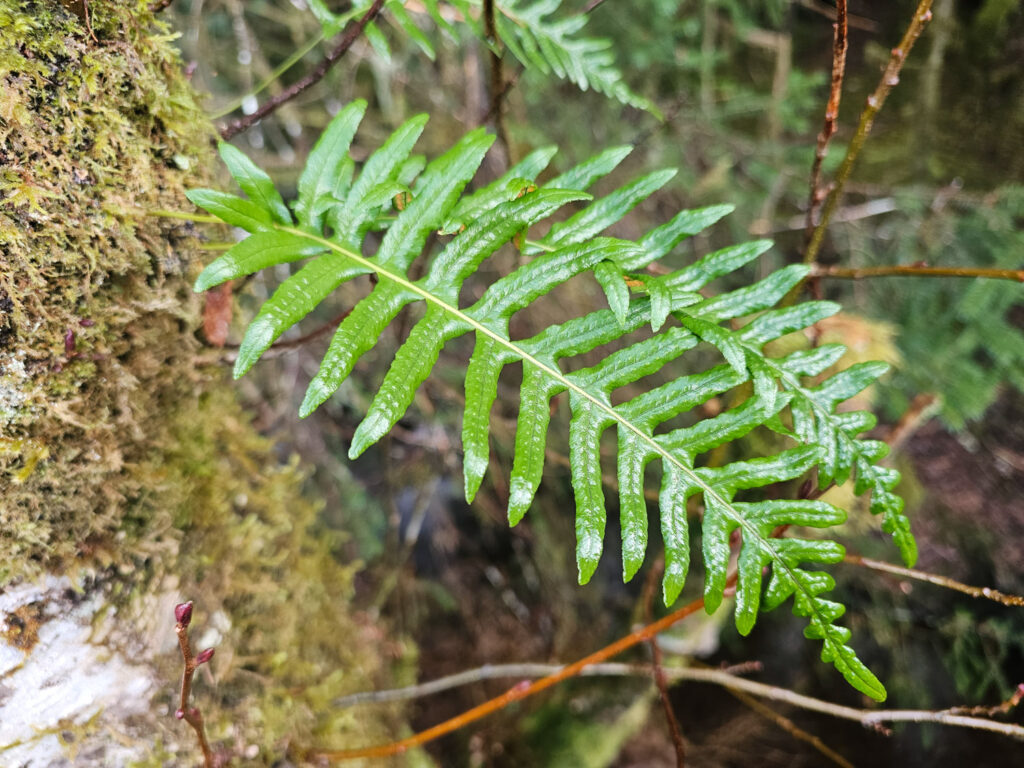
[0,1,406,763]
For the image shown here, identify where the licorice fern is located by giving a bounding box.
[188,101,916,701]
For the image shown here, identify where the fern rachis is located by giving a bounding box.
[187,103,916,701]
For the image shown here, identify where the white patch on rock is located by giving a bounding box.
[0,575,176,766]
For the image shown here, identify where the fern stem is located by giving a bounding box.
[143,208,221,224]
[812,264,1024,283]
[276,225,841,647]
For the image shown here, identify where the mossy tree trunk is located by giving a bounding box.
[0,2,403,764]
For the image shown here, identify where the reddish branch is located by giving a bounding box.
[810,264,1024,282]
[149,0,176,12]
[308,573,737,761]
[804,0,848,248]
[219,0,387,140]
[804,0,935,266]
[483,0,512,165]
[174,602,218,768]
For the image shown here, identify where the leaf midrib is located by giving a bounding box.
[276,223,871,693]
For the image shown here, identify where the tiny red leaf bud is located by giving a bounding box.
[174,601,193,626]
[175,708,185,720]
[195,647,216,665]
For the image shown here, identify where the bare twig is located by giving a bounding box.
[173,602,217,768]
[721,684,855,768]
[483,0,513,165]
[328,662,1024,743]
[219,0,387,140]
[844,555,1024,607]
[307,576,735,761]
[803,0,935,267]
[333,660,761,708]
[949,684,1024,718]
[804,0,848,248]
[149,0,176,12]
[810,264,1024,282]
[643,560,687,766]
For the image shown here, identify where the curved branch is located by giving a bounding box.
[307,581,727,760]
[329,663,1024,745]
[845,555,1024,607]
[219,0,386,140]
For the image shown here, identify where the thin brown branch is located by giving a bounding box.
[307,576,735,761]
[333,660,762,708]
[722,685,855,768]
[327,662,1024,743]
[811,264,1024,282]
[844,555,1024,607]
[803,0,935,267]
[149,0,176,13]
[948,684,1024,718]
[219,0,386,140]
[643,560,687,766]
[676,669,1024,741]
[173,602,216,768]
[804,0,848,248]
[483,0,513,165]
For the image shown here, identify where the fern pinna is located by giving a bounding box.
[189,100,915,701]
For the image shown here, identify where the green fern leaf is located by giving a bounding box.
[496,0,660,116]
[189,113,916,701]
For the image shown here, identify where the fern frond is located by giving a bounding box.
[189,108,915,700]
[307,0,656,113]
[495,0,660,115]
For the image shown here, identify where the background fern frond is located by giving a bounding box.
[189,109,915,700]
[495,0,660,116]
[306,1,656,113]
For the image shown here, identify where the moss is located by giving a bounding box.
[0,1,406,762]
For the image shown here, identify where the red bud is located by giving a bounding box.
[175,708,185,720]
[195,647,216,665]
[174,601,193,626]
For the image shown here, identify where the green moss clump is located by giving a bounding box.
[0,0,218,570]
[0,1,407,762]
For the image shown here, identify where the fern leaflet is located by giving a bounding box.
[187,105,917,701]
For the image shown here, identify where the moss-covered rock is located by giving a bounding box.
[0,1,407,763]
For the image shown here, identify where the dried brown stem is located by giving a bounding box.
[483,0,512,165]
[308,575,734,761]
[174,602,216,768]
[327,662,1024,743]
[804,0,848,248]
[721,684,855,768]
[811,264,1024,282]
[803,0,935,267]
[219,0,386,140]
[845,555,1024,607]
[643,560,687,766]
[149,0,176,13]
[333,660,762,709]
